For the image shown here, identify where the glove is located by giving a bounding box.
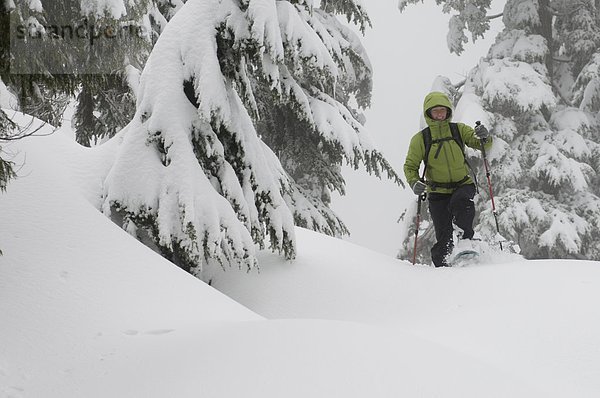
[474,123,490,140]
[411,180,427,195]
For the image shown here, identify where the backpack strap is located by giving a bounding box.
[449,122,464,152]
[421,123,463,168]
[420,122,478,192]
[420,126,432,179]
[450,122,479,191]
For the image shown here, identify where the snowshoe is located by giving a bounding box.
[448,249,479,267]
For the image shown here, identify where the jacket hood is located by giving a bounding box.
[423,91,453,125]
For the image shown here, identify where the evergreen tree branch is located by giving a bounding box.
[486,12,503,20]
[552,56,572,63]
[0,117,55,141]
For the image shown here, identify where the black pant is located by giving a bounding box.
[428,184,476,267]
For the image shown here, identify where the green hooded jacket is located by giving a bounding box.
[403,91,493,194]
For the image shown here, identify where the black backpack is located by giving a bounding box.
[420,123,477,190]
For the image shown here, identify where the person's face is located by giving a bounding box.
[430,106,448,121]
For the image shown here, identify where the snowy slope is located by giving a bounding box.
[1,114,599,397]
[211,232,600,397]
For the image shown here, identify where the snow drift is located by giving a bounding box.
[1,114,600,397]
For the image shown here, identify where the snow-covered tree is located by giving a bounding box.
[3,0,166,142]
[251,0,399,236]
[71,0,194,145]
[1,3,17,193]
[153,0,187,24]
[398,0,600,261]
[73,73,139,146]
[71,0,157,145]
[0,76,50,194]
[0,108,17,192]
[1,2,68,124]
[400,0,496,55]
[102,0,399,277]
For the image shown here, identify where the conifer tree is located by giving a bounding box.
[70,0,191,146]
[102,0,399,277]
[70,0,156,145]
[0,108,17,192]
[3,1,78,125]
[1,4,20,192]
[74,74,138,146]
[251,0,400,236]
[3,1,162,142]
[0,107,15,256]
[398,0,600,261]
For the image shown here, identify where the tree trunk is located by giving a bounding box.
[538,0,554,80]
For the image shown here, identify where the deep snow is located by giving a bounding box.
[1,115,600,397]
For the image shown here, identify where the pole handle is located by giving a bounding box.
[475,120,489,145]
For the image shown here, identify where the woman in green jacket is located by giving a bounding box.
[404,91,492,267]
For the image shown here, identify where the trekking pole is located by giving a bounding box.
[476,121,503,251]
[412,192,427,264]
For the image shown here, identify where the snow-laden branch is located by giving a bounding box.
[486,12,503,20]
[0,114,55,141]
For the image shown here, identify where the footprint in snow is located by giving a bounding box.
[123,329,175,336]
